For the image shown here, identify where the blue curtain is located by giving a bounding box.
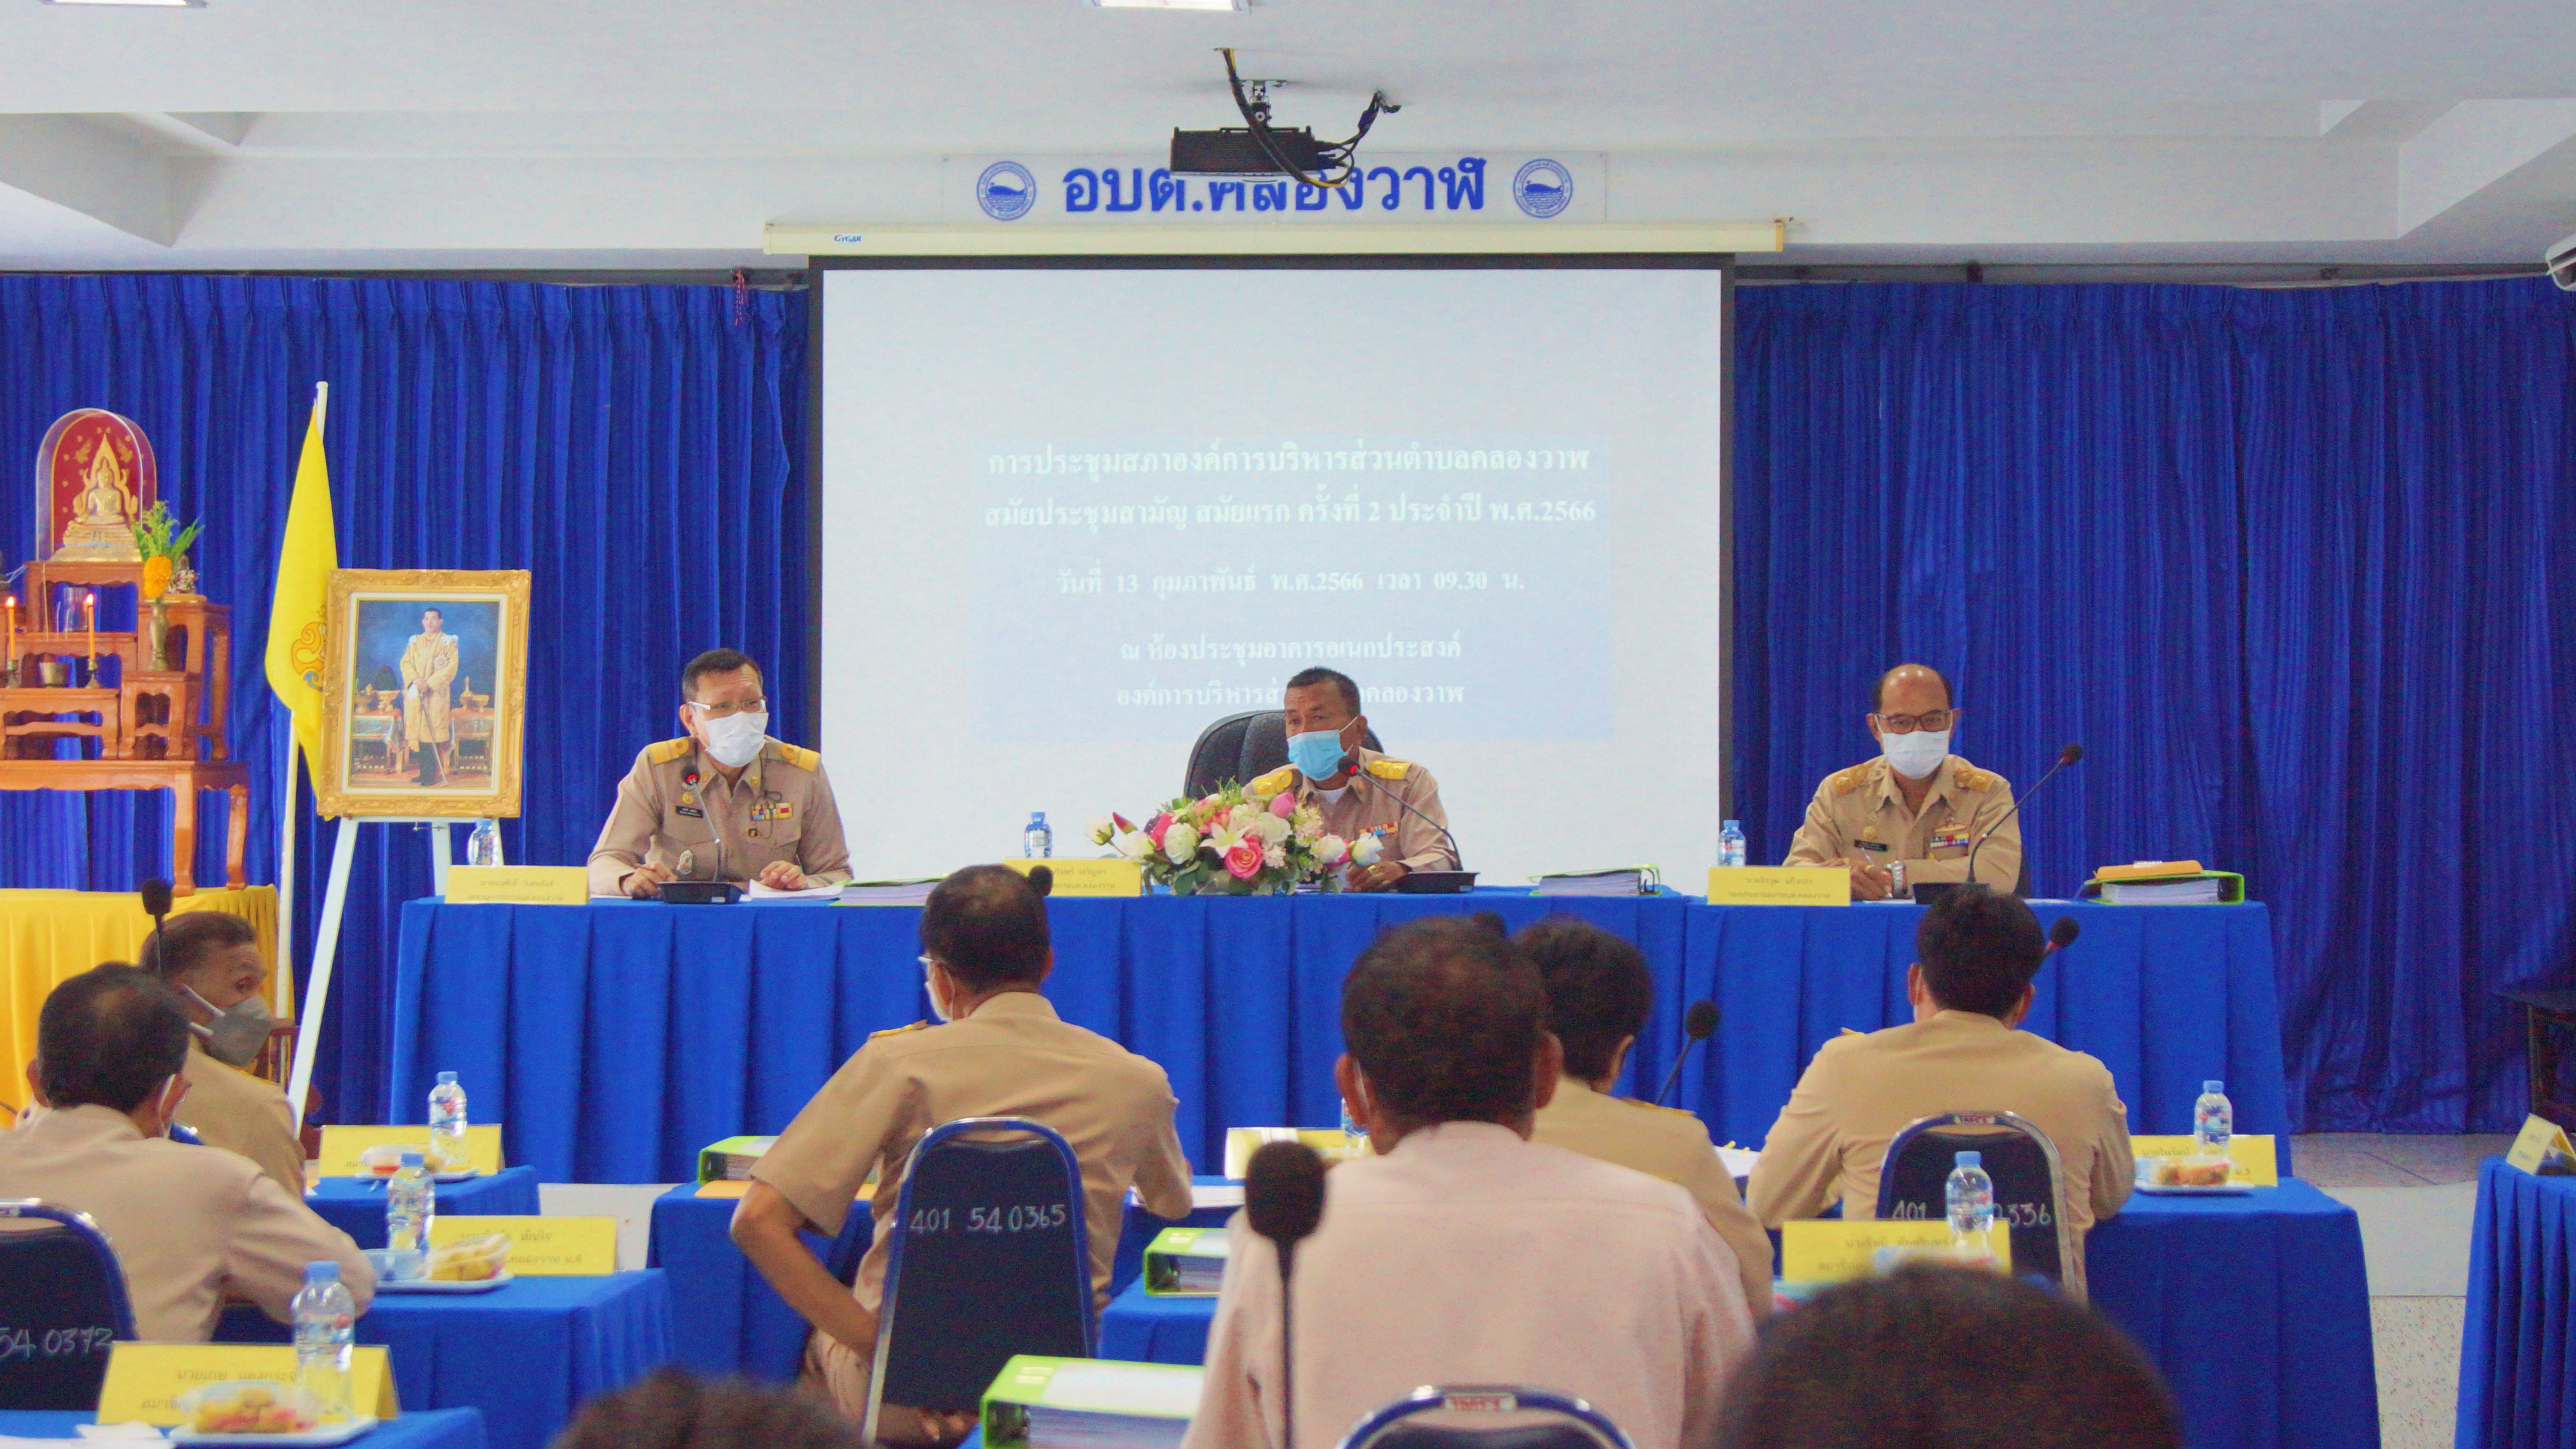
[0,275,809,1122]
[1735,278,2576,1133]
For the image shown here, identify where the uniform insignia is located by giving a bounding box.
[1251,765,1298,796]
[677,850,696,876]
[774,802,793,819]
[1857,840,1890,852]
[772,743,821,772]
[1860,825,1880,842]
[1955,761,1994,791]
[683,771,700,789]
[1832,766,1866,796]
[868,1021,931,1041]
[676,805,704,819]
[645,737,693,767]
[1364,758,1411,780]
[746,828,761,840]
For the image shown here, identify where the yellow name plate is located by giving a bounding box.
[446,865,589,905]
[1707,866,1847,906]
[1222,1126,1370,1178]
[1005,858,1143,897]
[2128,1134,2278,1185]
[1780,1219,2012,1281]
[2506,1113,2576,1175]
[99,1344,398,1425]
[431,1215,619,1274]
[315,1124,506,1177]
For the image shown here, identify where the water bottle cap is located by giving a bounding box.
[436,1071,457,1085]
[400,1150,425,1168]
[2203,1079,2224,1094]
[1955,1151,1981,1168]
[304,1261,339,1282]
[1722,819,1741,831]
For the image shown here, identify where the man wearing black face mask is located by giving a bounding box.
[140,912,304,1195]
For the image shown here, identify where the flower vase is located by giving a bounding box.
[145,599,169,670]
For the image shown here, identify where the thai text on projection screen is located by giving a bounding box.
[817,265,1727,883]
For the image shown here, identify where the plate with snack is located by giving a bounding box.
[374,1232,514,1292]
[2134,1154,2251,1194]
[170,1381,378,1445]
[355,1145,478,1183]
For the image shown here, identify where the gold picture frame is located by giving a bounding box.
[316,569,531,819]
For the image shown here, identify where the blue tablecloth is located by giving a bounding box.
[650,1177,1238,1380]
[1097,1180,2371,1449]
[384,896,2289,1184]
[307,1169,544,1249]
[2455,1158,2576,1449]
[0,1409,489,1449]
[219,1272,673,1449]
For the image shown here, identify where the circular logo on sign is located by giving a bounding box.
[1513,159,1574,220]
[976,161,1037,222]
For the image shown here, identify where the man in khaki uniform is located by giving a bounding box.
[141,912,304,1196]
[399,607,459,785]
[588,648,853,896]
[0,967,372,1341]
[1519,917,1773,1320]
[1784,662,2020,899]
[1250,666,1455,891]
[1747,887,2132,1300]
[730,865,1194,1441]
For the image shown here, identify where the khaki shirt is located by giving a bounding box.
[1251,747,1458,873]
[0,1103,373,1341]
[1783,754,2020,892]
[751,991,1194,1315]
[586,737,853,894]
[1744,1010,2133,1300]
[1532,1079,1773,1319]
[176,1040,306,1197]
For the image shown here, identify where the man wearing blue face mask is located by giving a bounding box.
[587,648,854,898]
[1783,663,2020,900]
[1249,666,1458,891]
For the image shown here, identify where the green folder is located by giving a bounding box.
[980,1355,1203,1449]
[696,1135,777,1184]
[1141,1226,1229,1296]
[2078,870,2245,904]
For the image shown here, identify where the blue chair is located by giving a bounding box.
[167,1122,206,1146]
[1184,710,1383,800]
[862,1118,1094,1445]
[1873,1111,2073,1287]
[1337,1386,1637,1449]
[0,1200,136,1410]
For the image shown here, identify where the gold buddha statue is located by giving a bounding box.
[57,438,143,561]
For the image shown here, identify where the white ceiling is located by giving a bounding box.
[3,0,2575,269]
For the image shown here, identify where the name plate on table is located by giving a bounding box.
[1223,1127,1371,1178]
[2506,1113,2576,1175]
[1780,1220,2011,1281]
[1706,866,1847,906]
[316,1124,506,1176]
[431,1215,618,1273]
[2129,1134,2278,1185]
[1005,858,1142,897]
[99,1344,398,1424]
[447,865,589,905]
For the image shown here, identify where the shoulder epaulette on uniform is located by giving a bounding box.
[868,1021,930,1041]
[1612,1095,1697,1121]
[1953,760,1996,792]
[770,742,821,772]
[1831,765,1867,796]
[1251,765,1298,796]
[1364,758,1412,780]
[644,737,693,766]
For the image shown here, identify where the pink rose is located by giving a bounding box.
[1223,838,1264,880]
[1269,791,1297,818]
[1145,812,1173,847]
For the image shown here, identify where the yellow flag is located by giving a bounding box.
[265,384,337,766]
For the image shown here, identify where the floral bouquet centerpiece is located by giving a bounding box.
[1092,777,1383,896]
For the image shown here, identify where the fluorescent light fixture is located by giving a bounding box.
[43,0,205,7]
[1088,0,1244,10]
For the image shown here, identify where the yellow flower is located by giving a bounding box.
[140,554,173,601]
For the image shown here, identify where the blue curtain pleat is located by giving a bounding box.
[1736,277,2576,1132]
[0,274,807,1124]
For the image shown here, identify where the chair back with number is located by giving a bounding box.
[1873,1112,2072,1286]
[863,1117,1093,1443]
[0,1201,136,1410]
[1184,711,1384,800]
[1337,1386,1636,1449]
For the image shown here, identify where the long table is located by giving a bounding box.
[0,1409,488,1449]
[1096,1182,2373,1449]
[383,896,2288,1184]
[2454,1158,2576,1449]
[306,1168,543,1248]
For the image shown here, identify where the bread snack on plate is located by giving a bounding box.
[427,1231,512,1281]
[2141,1155,2234,1188]
[180,1381,322,1434]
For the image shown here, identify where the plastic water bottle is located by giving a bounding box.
[2194,1079,2233,1152]
[292,1261,355,1420]
[1340,1099,1367,1157]
[1024,812,1053,859]
[427,1071,468,1173]
[1945,1151,1995,1254]
[386,1151,434,1269]
[468,819,501,867]
[1718,819,1748,868]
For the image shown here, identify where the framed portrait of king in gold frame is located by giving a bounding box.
[316,569,531,819]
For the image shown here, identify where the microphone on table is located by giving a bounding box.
[1966,743,2083,892]
[1653,1000,1722,1107]
[1245,1140,1328,1449]
[139,878,173,975]
[2041,916,2081,959]
[1027,865,1055,897]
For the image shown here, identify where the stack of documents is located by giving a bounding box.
[1142,1227,1229,1296]
[2100,878,2224,904]
[697,1135,777,1183]
[1531,867,1661,897]
[982,1357,1203,1449]
[747,881,841,902]
[840,879,942,905]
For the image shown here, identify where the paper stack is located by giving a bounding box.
[1531,867,1661,897]
[1142,1227,1229,1296]
[2100,878,2224,904]
[697,1135,777,1183]
[981,1357,1203,1449]
[840,879,942,906]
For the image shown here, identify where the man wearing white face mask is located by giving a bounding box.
[1783,663,2021,900]
[140,911,305,1196]
[588,648,853,897]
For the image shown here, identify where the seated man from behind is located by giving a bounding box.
[1746,886,2132,1300]
[0,966,373,1341]
[731,865,1195,1440]
[1186,918,1752,1449]
[1716,1266,2180,1449]
[1521,916,1774,1320]
[141,911,305,1195]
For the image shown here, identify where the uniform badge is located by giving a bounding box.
[1857,840,1891,852]
[1932,829,1972,850]
[683,770,700,788]
[677,788,702,818]
[677,850,696,876]
[676,805,704,818]
[746,828,762,840]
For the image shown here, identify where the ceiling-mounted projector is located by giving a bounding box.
[1167,49,1397,185]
